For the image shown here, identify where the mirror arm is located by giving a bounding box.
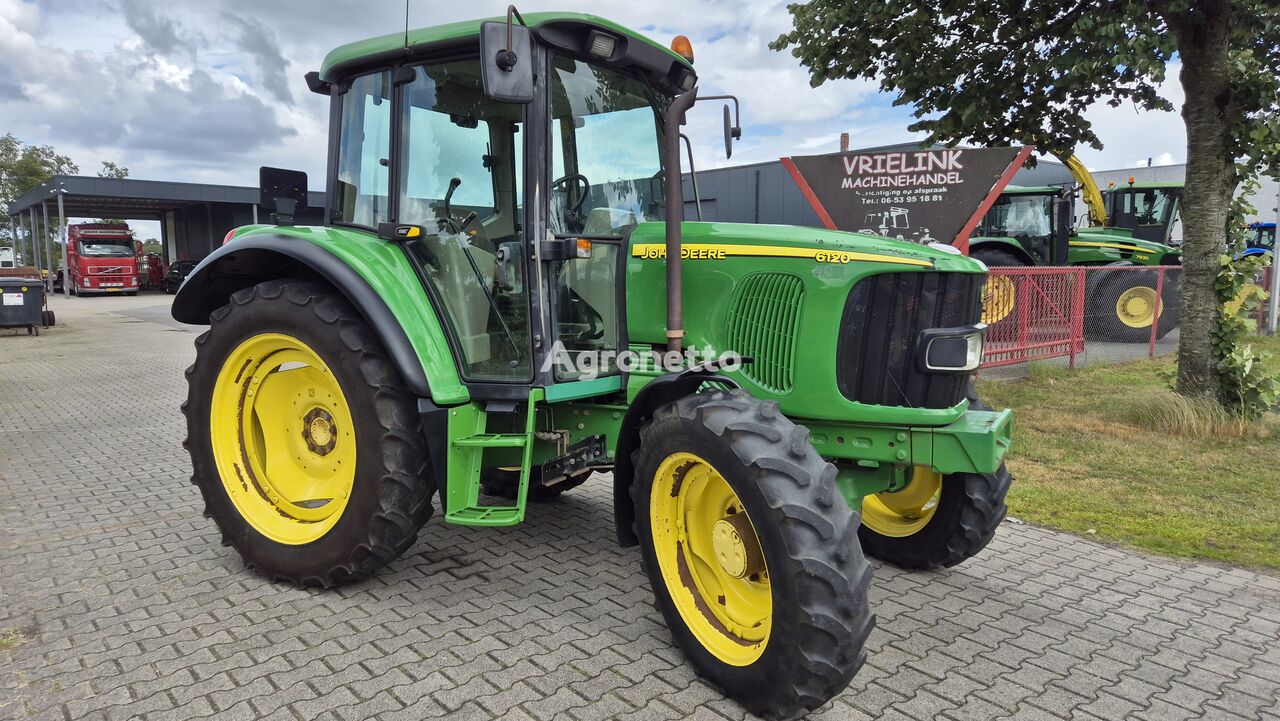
[696,94,742,136]
[498,5,529,70]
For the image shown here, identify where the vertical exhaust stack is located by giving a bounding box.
[662,87,698,353]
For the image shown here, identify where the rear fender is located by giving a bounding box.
[172,230,467,403]
[969,238,1037,266]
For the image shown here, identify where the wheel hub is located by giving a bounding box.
[711,514,765,579]
[1116,286,1159,328]
[302,407,337,456]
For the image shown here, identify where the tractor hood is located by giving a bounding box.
[623,220,989,426]
[627,221,985,274]
[1072,226,1179,263]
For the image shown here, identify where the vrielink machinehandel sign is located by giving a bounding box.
[781,146,1032,253]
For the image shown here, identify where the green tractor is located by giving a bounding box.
[970,162,1182,342]
[172,12,1012,718]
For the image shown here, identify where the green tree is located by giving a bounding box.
[95,161,131,224]
[0,133,79,254]
[774,0,1280,401]
[97,161,129,179]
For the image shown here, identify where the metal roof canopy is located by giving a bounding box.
[5,175,325,220]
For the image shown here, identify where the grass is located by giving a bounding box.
[0,628,25,652]
[977,334,1280,571]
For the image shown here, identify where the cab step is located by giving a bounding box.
[443,389,542,527]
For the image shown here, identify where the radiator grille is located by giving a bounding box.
[725,272,805,394]
[837,272,984,408]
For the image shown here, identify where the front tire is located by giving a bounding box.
[859,385,1011,569]
[632,389,874,719]
[183,280,435,587]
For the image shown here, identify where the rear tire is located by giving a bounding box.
[1087,268,1178,343]
[859,383,1012,569]
[632,389,874,719]
[970,247,1027,327]
[183,279,435,587]
[42,310,55,327]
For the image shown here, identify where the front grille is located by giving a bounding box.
[725,272,804,393]
[837,271,984,409]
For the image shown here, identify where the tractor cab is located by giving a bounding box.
[279,13,704,392]
[1246,222,1276,257]
[1101,181,1182,245]
[972,185,1071,265]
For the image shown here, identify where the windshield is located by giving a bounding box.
[980,194,1053,239]
[78,240,134,258]
[1254,226,1276,250]
[548,53,667,236]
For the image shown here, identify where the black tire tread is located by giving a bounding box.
[632,388,874,719]
[182,279,433,588]
[969,246,1028,267]
[859,385,1012,569]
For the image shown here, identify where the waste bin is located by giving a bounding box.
[0,277,45,336]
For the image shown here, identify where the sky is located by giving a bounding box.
[0,0,1191,238]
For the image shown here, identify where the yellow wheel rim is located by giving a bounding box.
[210,333,356,545]
[861,466,942,538]
[650,452,771,666]
[982,276,1016,325]
[1115,286,1161,328]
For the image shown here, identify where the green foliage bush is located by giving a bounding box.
[1212,188,1279,416]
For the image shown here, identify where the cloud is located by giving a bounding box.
[0,1,294,182]
[119,0,200,56]
[222,13,292,103]
[1,0,1191,191]
[1074,63,1186,170]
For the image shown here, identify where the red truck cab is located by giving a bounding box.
[66,224,141,296]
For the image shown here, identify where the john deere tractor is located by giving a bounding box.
[173,12,1012,718]
[970,160,1182,342]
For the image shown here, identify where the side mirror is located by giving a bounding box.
[722,103,741,159]
[481,17,533,104]
[259,166,308,225]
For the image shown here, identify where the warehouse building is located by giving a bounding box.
[4,175,324,269]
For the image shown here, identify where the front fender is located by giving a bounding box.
[969,237,1037,266]
[172,227,467,404]
[612,366,740,547]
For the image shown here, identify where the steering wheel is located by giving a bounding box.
[552,173,592,223]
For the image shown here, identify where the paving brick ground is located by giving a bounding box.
[2,294,1279,721]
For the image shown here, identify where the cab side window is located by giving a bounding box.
[334,71,392,226]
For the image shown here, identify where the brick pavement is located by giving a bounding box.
[2,294,1278,720]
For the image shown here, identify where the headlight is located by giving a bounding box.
[916,324,986,374]
[82,278,92,288]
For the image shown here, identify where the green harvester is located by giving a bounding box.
[173,11,1013,717]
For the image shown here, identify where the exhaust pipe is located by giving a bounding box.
[662,87,698,353]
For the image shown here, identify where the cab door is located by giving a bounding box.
[541,52,668,381]
[389,59,535,383]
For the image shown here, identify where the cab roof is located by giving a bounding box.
[1001,185,1059,195]
[319,12,693,83]
[1106,181,1184,190]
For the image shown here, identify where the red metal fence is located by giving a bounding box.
[979,265,1182,371]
